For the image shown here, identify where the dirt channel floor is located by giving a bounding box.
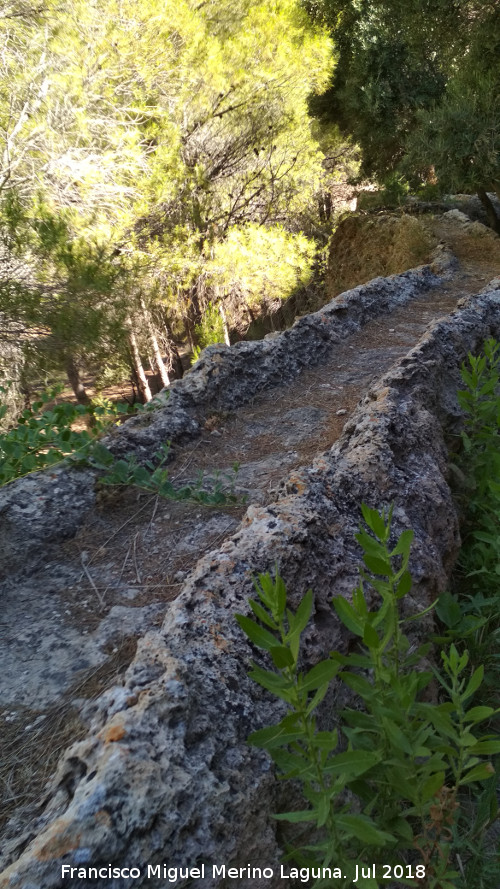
[1,215,500,843]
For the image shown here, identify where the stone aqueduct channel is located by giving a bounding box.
[1,216,500,888]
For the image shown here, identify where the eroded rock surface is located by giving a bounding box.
[106,260,447,462]
[0,256,448,582]
[2,211,500,887]
[2,265,500,887]
[0,467,96,580]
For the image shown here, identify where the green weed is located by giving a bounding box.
[237,506,500,888]
[92,442,243,506]
[0,385,128,486]
[0,384,244,506]
[438,338,500,697]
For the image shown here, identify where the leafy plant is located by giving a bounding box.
[92,441,243,506]
[439,338,500,693]
[0,385,127,486]
[237,506,500,888]
[457,338,500,511]
[0,384,244,507]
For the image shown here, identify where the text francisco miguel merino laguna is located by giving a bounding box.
[62,862,424,883]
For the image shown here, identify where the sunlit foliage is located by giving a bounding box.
[0,0,335,396]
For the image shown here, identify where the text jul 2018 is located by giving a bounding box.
[61,862,426,882]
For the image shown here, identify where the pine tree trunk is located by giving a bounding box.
[477,188,500,235]
[153,336,170,387]
[140,298,170,388]
[65,355,91,405]
[127,322,152,403]
[163,316,184,379]
[219,301,230,346]
[128,366,140,404]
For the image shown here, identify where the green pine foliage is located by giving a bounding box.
[207,225,315,311]
[0,0,338,394]
[192,302,228,359]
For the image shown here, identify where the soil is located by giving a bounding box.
[1,213,500,842]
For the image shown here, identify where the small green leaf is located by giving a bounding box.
[416,705,456,740]
[421,772,445,802]
[332,596,364,636]
[314,730,338,750]
[254,573,275,609]
[435,592,463,629]
[249,721,304,750]
[301,659,339,692]
[355,530,386,558]
[336,814,394,845]
[353,583,368,615]
[322,751,380,780]
[340,672,374,698]
[381,717,413,754]
[392,817,414,841]
[249,599,276,630]
[273,809,317,823]
[20,454,37,472]
[468,740,500,755]
[275,570,287,616]
[390,528,414,556]
[363,622,379,649]
[363,554,391,576]
[91,442,115,467]
[361,504,388,539]
[104,459,130,484]
[459,763,495,784]
[131,465,152,487]
[271,646,295,669]
[396,570,412,598]
[288,589,313,637]
[236,615,279,651]
[463,665,484,701]
[464,706,496,723]
[247,664,292,696]
[305,682,329,715]
[317,794,330,827]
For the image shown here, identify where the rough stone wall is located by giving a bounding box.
[2,278,500,889]
[0,254,451,581]
[106,257,450,463]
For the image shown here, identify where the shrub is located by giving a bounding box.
[0,383,245,507]
[237,506,500,888]
[0,386,124,486]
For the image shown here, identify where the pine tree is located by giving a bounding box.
[0,0,335,395]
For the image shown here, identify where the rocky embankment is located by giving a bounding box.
[1,214,500,889]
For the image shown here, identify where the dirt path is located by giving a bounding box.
[1,223,499,841]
